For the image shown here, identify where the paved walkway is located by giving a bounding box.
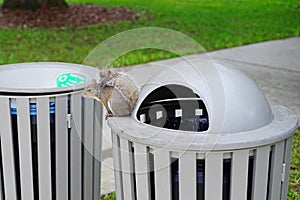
[100,37,300,195]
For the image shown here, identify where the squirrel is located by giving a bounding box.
[82,68,139,117]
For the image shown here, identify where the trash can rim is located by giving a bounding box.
[0,62,99,94]
[108,105,298,151]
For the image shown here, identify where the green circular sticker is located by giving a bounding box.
[56,73,86,88]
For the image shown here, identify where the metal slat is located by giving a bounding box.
[179,153,196,200]
[281,137,293,199]
[268,141,285,200]
[70,93,83,200]
[205,153,223,200]
[37,97,52,200]
[83,98,94,200]
[0,153,3,200]
[0,97,17,200]
[134,143,151,200]
[93,100,103,200]
[0,150,3,200]
[16,98,34,199]
[55,95,68,200]
[230,150,249,200]
[112,133,123,200]
[154,149,171,200]
[119,137,135,200]
[252,146,270,200]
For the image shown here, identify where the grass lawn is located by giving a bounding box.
[289,129,300,199]
[0,0,299,199]
[0,0,299,65]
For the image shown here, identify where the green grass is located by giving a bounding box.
[101,192,116,200]
[289,129,300,199]
[0,0,299,66]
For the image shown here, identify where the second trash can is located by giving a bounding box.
[108,61,298,200]
[0,62,102,200]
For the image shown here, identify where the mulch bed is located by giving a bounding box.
[0,4,138,28]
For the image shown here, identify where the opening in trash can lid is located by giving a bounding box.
[0,62,99,94]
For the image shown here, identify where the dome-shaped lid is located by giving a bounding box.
[132,60,273,133]
[108,60,298,151]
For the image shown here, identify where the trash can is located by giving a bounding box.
[108,61,298,200]
[0,62,102,200]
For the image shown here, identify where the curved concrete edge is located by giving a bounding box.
[108,105,298,151]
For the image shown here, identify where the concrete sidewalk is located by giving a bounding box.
[101,37,300,195]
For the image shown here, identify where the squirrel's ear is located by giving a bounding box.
[92,79,97,84]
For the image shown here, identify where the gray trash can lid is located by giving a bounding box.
[132,61,274,133]
[0,62,99,94]
[107,60,298,150]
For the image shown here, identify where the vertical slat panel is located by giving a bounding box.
[83,98,94,200]
[134,143,151,200]
[268,141,285,200]
[119,137,135,200]
[281,137,293,199]
[55,95,68,200]
[205,153,223,200]
[179,152,196,200]
[16,98,34,199]
[0,149,3,200]
[37,97,52,200]
[70,93,82,200]
[93,100,103,200]
[0,97,17,200]
[112,133,123,200]
[154,149,171,200]
[230,150,249,200]
[252,146,270,200]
